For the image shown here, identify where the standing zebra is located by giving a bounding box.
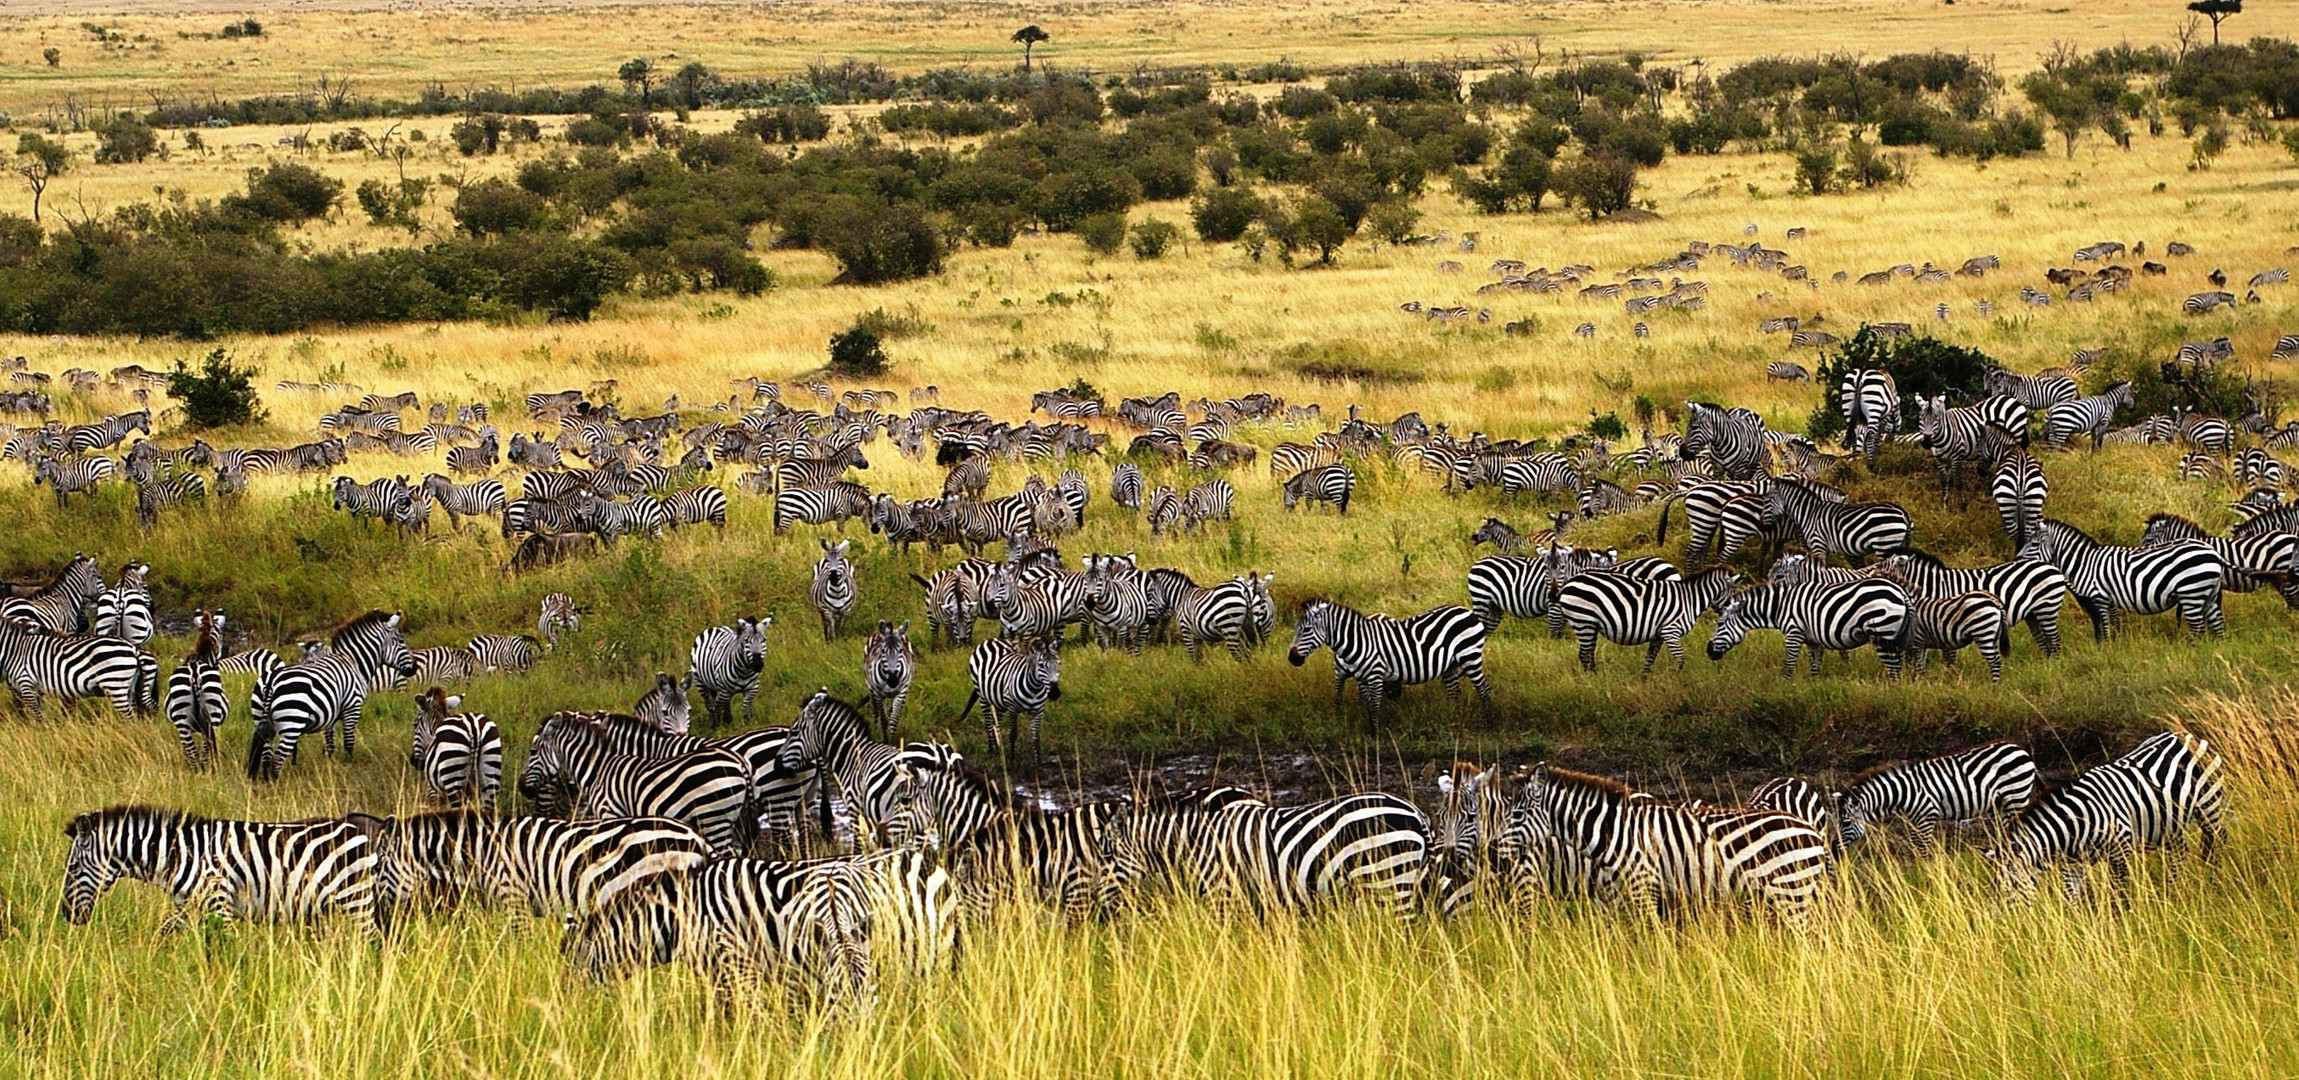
[245,611,418,779]
[1,552,103,635]
[62,806,380,934]
[862,620,915,743]
[961,636,1062,770]
[1082,553,1154,653]
[1554,567,1740,672]
[468,634,540,672]
[1145,485,1185,537]
[1101,790,1429,918]
[1836,368,1900,463]
[1511,765,1831,928]
[661,485,729,531]
[410,686,503,811]
[539,592,583,650]
[1286,600,1489,734]
[1280,464,1355,515]
[2140,513,2299,611]
[1892,592,2010,681]
[2018,519,2229,639]
[33,454,118,507]
[553,709,812,853]
[775,690,917,846]
[810,540,859,642]
[420,474,508,526]
[136,473,206,529]
[90,562,153,645]
[519,713,755,858]
[1992,732,2224,901]
[912,560,999,647]
[773,481,874,536]
[1680,402,1769,480]
[1873,548,2070,657]
[1762,479,1911,565]
[1991,447,2047,550]
[1747,776,1836,856]
[1109,462,1145,512]
[1182,479,1235,532]
[1174,573,1272,662]
[689,617,769,726]
[887,743,1137,920]
[633,672,693,735]
[1835,740,2039,855]
[0,618,154,718]
[1706,577,1909,677]
[166,609,230,768]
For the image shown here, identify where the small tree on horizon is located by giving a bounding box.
[618,57,657,106]
[2187,0,2240,45]
[12,133,68,224]
[1012,25,1050,72]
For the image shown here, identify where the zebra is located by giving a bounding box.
[885,743,1129,920]
[1835,740,2039,855]
[61,806,379,935]
[996,564,1091,642]
[1746,776,1836,856]
[246,611,417,779]
[912,561,997,647]
[1990,448,2047,550]
[2174,337,2235,369]
[551,710,812,852]
[1429,762,1530,915]
[776,689,915,845]
[2139,513,2299,610]
[1494,455,1581,498]
[331,475,412,526]
[1286,600,1489,733]
[0,608,154,718]
[444,433,498,476]
[1914,396,2024,493]
[1109,462,1144,512]
[409,686,503,810]
[1891,592,2009,681]
[1100,789,1428,918]
[1079,553,1154,653]
[409,645,476,683]
[135,473,206,529]
[90,562,152,645]
[1174,573,1271,662]
[519,713,755,859]
[1991,732,2224,901]
[1144,485,1185,537]
[1555,567,1741,672]
[166,610,231,768]
[539,592,582,649]
[661,485,729,531]
[1281,464,1354,515]
[962,636,1062,770]
[942,453,991,501]
[1679,401,1769,480]
[1510,765,1830,928]
[1837,368,1900,462]
[862,621,915,743]
[577,492,668,542]
[419,474,508,526]
[1466,548,1646,631]
[1182,479,1235,532]
[1873,549,2070,657]
[2043,382,2136,449]
[634,671,694,735]
[468,634,539,672]
[1762,479,1910,565]
[689,617,770,726]
[809,540,859,642]
[773,481,874,535]
[946,494,1036,553]
[2273,334,2299,362]
[1705,577,1910,678]
[2182,291,2236,314]
[1580,479,1645,518]
[61,409,150,452]
[1984,368,2078,410]
[2018,519,2229,639]
[32,454,115,507]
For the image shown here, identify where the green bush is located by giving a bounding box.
[95,114,158,163]
[1190,187,1263,243]
[451,178,551,236]
[816,197,945,284]
[1078,213,1128,256]
[166,348,265,429]
[828,323,888,378]
[1128,219,1180,259]
[225,162,343,224]
[1809,328,1995,442]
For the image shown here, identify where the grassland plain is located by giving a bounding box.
[2,0,2298,1074]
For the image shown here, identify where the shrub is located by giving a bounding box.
[1366,199,1423,243]
[853,304,934,339]
[1809,328,1994,441]
[1190,186,1263,243]
[828,323,888,378]
[1587,410,1628,441]
[451,178,551,235]
[167,348,265,429]
[1078,213,1128,255]
[95,114,158,163]
[1552,154,1639,220]
[1794,144,1840,195]
[816,197,944,284]
[225,162,343,224]
[1128,218,1180,259]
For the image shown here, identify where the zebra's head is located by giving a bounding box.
[409,686,460,767]
[563,877,683,982]
[1469,517,1518,550]
[330,475,355,509]
[817,539,853,585]
[61,806,184,924]
[518,713,585,807]
[733,617,769,671]
[634,672,692,735]
[1029,638,1062,697]
[1286,601,1331,666]
[1433,764,1494,864]
[1706,596,1752,661]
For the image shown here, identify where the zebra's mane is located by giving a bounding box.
[919,751,1024,812]
[325,609,400,644]
[1884,547,1949,570]
[29,553,94,593]
[188,611,223,663]
[65,803,212,836]
[2037,518,2094,545]
[1540,766,1631,801]
[2143,511,2206,537]
[1844,760,1913,790]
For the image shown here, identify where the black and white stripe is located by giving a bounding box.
[1280,464,1354,515]
[331,475,412,525]
[409,686,503,810]
[661,485,729,531]
[166,610,230,768]
[1554,567,1740,672]
[90,562,153,645]
[519,713,755,858]
[245,611,418,779]
[912,559,999,647]
[1181,479,1235,532]
[0,616,153,718]
[809,540,859,642]
[1837,368,1900,462]
[135,473,206,529]
[1762,479,1911,565]
[1109,462,1144,511]
[1174,573,1270,662]
[1081,553,1153,653]
[689,617,770,726]
[552,710,812,852]
[469,633,539,673]
[1286,600,1489,733]
[2139,513,2299,610]
[773,481,874,536]
[1102,789,1428,918]
[1991,732,2224,901]
[419,474,508,525]
[1,552,102,635]
[1746,776,1835,856]
[1990,448,2047,550]
[863,620,915,744]
[889,743,1125,920]
[1705,577,1909,678]
[1680,401,1769,480]
[1875,548,2070,656]
[1892,592,2009,681]
[961,637,1062,768]
[32,454,117,506]
[2018,519,2229,639]
[1836,740,2039,855]
[63,806,379,933]
[996,564,1091,642]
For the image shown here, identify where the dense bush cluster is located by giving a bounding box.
[1808,328,1996,442]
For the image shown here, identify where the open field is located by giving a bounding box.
[4,0,2299,1075]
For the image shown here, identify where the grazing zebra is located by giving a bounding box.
[1555,567,1740,672]
[886,743,1133,919]
[2174,337,2235,369]
[1837,368,1900,462]
[61,806,379,935]
[90,562,152,645]
[1835,740,2039,855]
[2043,382,2136,449]
[2173,407,2235,455]
[863,620,915,743]
[409,686,503,810]
[409,645,476,683]
[1174,573,1271,662]
[942,454,991,501]
[1466,548,1660,631]
[1182,479,1234,532]
[1991,732,2224,901]
[1892,592,2009,681]
[689,617,769,726]
[634,672,693,735]
[2183,291,2236,314]
[136,473,205,529]
[1286,600,1489,733]
[2272,334,2299,362]
[1145,485,1185,537]
[1747,776,1836,856]
[1680,402,1768,479]
[1579,478,1645,517]
[773,481,874,536]
[519,714,755,859]
[1509,765,1831,928]
[1494,455,1580,497]
[1990,448,2047,550]
[444,433,498,476]
[961,636,1062,769]
[1762,479,1911,565]
[1280,464,1354,515]
[1109,462,1144,511]
[32,454,115,507]
[1984,368,2078,410]
[656,485,727,531]
[469,634,540,672]
[807,539,860,643]
[0,613,153,718]
[1101,790,1428,918]
[420,474,508,526]
[246,611,417,779]
[2018,519,2228,639]
[1705,577,1910,678]
[912,560,999,647]
[1874,549,2070,656]
[2140,513,2299,610]
[167,610,230,768]
[3,553,101,635]
[577,492,668,542]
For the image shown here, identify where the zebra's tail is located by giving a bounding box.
[244,716,274,780]
[956,687,981,724]
[1654,495,1674,544]
[909,573,934,591]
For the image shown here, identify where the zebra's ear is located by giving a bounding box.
[387,613,403,629]
[445,695,462,710]
[820,538,832,553]
[1437,774,1454,796]
[897,621,910,635]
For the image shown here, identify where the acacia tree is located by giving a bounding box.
[12,133,68,224]
[1012,25,1049,72]
[618,57,656,106]
[2187,0,2240,45]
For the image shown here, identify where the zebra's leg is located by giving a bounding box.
[1982,635,2003,682]
[342,698,366,759]
[2029,611,2063,657]
[1909,808,1939,858]
[1780,632,1804,679]
[2201,596,2227,637]
[1641,639,1664,674]
[1359,678,1385,736]
[741,682,759,724]
[1576,628,1600,672]
[1029,705,1045,775]
[2078,597,2114,642]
